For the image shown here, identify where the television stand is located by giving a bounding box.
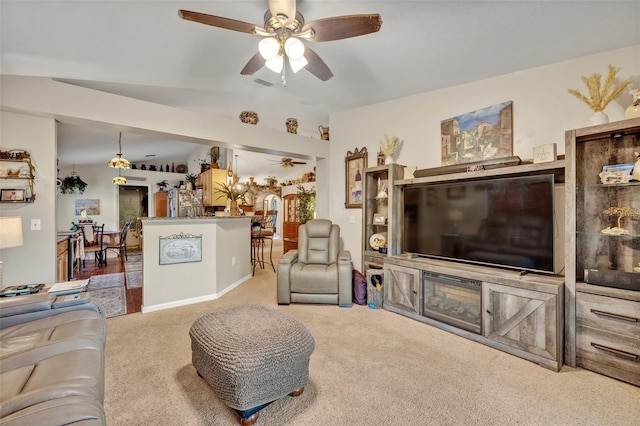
[383,255,564,371]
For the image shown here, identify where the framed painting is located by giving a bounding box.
[159,233,202,265]
[440,100,513,166]
[75,199,100,215]
[1,188,25,201]
[345,147,367,208]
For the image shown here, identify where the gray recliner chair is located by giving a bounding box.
[277,219,352,306]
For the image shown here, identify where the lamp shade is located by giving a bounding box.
[289,55,308,73]
[284,37,305,60]
[259,37,280,60]
[0,217,24,249]
[265,54,284,73]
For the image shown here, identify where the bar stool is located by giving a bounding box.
[251,224,274,275]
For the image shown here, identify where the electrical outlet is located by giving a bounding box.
[30,219,41,231]
[232,256,236,266]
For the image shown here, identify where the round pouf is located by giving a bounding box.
[190,304,315,425]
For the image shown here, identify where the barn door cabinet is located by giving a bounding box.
[483,282,563,371]
[384,263,420,314]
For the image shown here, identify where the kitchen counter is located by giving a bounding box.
[140,217,251,312]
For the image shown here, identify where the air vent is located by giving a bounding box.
[122,176,147,182]
[253,78,273,87]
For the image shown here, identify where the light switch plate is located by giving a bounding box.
[31,218,41,230]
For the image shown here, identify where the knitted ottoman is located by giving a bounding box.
[190,304,315,425]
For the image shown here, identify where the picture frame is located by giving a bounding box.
[373,213,386,225]
[1,188,25,201]
[159,233,202,265]
[345,147,368,209]
[75,199,101,215]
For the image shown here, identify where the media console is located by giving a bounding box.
[383,254,564,371]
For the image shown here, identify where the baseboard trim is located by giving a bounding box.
[140,274,251,313]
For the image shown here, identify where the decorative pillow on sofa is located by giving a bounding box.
[352,269,367,305]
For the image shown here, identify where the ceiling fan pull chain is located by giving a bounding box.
[281,64,286,86]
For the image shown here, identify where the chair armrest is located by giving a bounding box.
[277,250,298,305]
[337,250,353,307]
[279,249,298,266]
[0,293,55,318]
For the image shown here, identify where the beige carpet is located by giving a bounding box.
[104,241,640,425]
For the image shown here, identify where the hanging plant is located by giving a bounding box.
[297,185,316,224]
[59,172,87,194]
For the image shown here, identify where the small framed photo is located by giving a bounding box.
[373,213,386,225]
[345,147,368,209]
[1,189,25,201]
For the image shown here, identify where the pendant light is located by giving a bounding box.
[113,168,127,185]
[108,132,131,169]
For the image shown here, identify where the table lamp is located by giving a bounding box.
[0,216,24,288]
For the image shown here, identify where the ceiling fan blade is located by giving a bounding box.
[268,0,296,26]
[240,52,265,75]
[301,14,383,42]
[303,47,334,81]
[178,9,261,35]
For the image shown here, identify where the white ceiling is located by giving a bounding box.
[2,1,639,178]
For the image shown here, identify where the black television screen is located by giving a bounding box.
[403,174,555,274]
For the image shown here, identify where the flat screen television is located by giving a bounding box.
[403,174,555,274]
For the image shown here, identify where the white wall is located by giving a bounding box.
[0,111,57,284]
[329,45,640,271]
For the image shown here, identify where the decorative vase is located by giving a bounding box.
[286,118,298,134]
[239,111,259,125]
[625,89,640,119]
[589,111,609,126]
[318,125,330,140]
[385,156,394,165]
[230,201,239,217]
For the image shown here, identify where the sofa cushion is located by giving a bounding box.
[0,338,104,419]
[0,310,105,359]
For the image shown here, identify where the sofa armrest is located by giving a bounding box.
[337,250,353,307]
[277,250,298,305]
[0,293,55,318]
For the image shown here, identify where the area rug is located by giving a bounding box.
[124,256,143,289]
[88,273,127,318]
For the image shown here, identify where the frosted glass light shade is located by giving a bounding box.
[0,217,23,249]
[259,37,280,60]
[289,55,308,73]
[265,54,284,73]
[284,37,305,60]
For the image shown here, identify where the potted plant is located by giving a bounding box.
[216,181,248,216]
[265,176,278,187]
[185,173,198,190]
[59,172,88,194]
[296,184,316,224]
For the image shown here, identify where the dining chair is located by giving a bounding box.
[106,220,132,262]
[83,224,106,267]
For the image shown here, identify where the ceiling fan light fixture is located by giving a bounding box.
[258,37,280,60]
[284,37,304,60]
[289,55,308,73]
[265,54,284,73]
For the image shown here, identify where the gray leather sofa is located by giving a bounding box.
[277,219,352,306]
[0,292,106,425]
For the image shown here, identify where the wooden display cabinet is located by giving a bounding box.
[199,168,228,207]
[565,118,640,380]
[362,164,404,270]
[282,193,299,253]
[154,191,168,217]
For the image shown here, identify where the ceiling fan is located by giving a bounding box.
[178,0,382,82]
[269,157,307,168]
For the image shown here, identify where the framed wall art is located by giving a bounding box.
[75,199,100,215]
[440,100,513,166]
[1,189,25,201]
[345,147,367,209]
[159,232,202,265]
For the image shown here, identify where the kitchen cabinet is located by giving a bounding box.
[200,168,228,207]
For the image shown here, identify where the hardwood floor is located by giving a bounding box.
[76,250,142,314]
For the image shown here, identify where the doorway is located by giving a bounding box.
[118,185,148,249]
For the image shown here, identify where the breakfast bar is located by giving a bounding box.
[140,217,251,313]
